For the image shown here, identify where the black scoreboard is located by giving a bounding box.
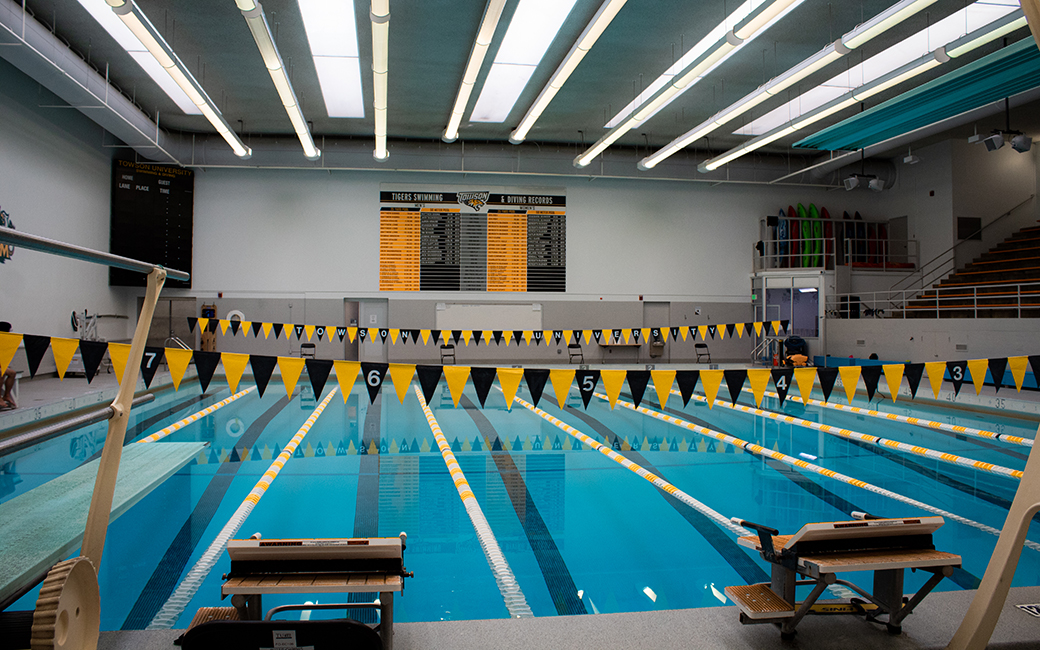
[109,159,193,288]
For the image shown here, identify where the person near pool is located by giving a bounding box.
[0,321,15,409]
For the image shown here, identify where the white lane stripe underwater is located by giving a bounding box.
[136,387,257,444]
[414,386,533,618]
[146,387,339,629]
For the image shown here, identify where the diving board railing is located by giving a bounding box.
[0,225,188,650]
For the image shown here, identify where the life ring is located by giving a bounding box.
[226,309,246,323]
[226,417,245,438]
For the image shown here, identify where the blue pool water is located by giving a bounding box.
[5,377,1040,629]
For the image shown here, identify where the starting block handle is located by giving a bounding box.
[733,518,780,562]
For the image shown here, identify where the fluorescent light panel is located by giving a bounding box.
[444,0,508,141]
[371,0,390,161]
[470,0,578,123]
[298,0,364,118]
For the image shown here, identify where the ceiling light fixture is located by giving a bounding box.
[237,0,320,160]
[509,0,628,144]
[296,0,365,119]
[443,0,508,142]
[104,0,250,158]
[371,0,390,161]
[903,147,920,164]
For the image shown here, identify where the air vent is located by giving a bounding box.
[956,344,968,351]
[856,340,866,346]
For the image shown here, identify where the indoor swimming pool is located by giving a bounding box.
[4,376,1039,630]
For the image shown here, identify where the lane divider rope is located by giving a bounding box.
[600,392,1040,553]
[413,386,533,618]
[676,390,1023,480]
[511,394,750,537]
[136,386,256,444]
[751,388,1033,448]
[147,386,339,629]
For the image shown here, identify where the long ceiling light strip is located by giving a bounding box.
[297,0,365,119]
[696,12,1025,172]
[371,0,390,161]
[509,0,627,144]
[638,0,940,170]
[573,0,803,168]
[104,0,250,158]
[237,0,319,160]
[443,0,508,142]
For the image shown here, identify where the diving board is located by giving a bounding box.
[0,441,205,606]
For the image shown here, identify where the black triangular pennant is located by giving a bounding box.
[612,329,622,342]
[358,327,368,342]
[670,327,680,341]
[780,319,790,334]
[861,365,883,401]
[22,335,50,378]
[626,370,651,408]
[723,369,747,405]
[492,330,503,345]
[592,330,602,343]
[524,369,551,408]
[380,329,389,343]
[513,331,524,346]
[904,363,925,399]
[294,324,305,340]
[725,323,735,338]
[472,331,483,346]
[416,365,443,404]
[336,327,347,342]
[273,323,284,339]
[650,328,662,342]
[430,330,440,345]
[249,355,278,398]
[946,360,968,396]
[409,329,421,344]
[817,367,839,402]
[229,320,241,336]
[360,362,388,403]
[194,351,221,393]
[744,323,755,338]
[252,322,263,337]
[553,330,563,344]
[79,340,108,384]
[401,330,412,344]
[207,320,219,333]
[1029,356,1040,389]
[707,325,717,339]
[771,368,793,404]
[187,317,198,333]
[631,329,641,343]
[140,346,165,388]
[452,330,462,344]
[306,359,334,398]
[675,370,700,407]
[315,326,326,341]
[471,367,497,407]
[988,357,1008,393]
[576,370,600,409]
[533,330,543,345]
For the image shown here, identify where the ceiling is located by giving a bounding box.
[7,0,1040,171]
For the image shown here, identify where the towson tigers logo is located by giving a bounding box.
[457,191,489,212]
[0,206,14,264]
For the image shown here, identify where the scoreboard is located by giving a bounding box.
[379,190,565,292]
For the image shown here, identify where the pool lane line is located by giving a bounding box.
[509,394,750,538]
[146,386,339,629]
[81,391,215,464]
[559,404,768,586]
[122,392,293,629]
[414,386,533,619]
[750,389,1033,448]
[459,395,588,616]
[600,392,1040,553]
[136,386,256,444]
[675,390,1023,481]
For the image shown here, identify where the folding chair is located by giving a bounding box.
[440,344,455,364]
[695,342,711,363]
[300,343,316,359]
[567,343,583,364]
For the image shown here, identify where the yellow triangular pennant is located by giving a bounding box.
[504,330,512,346]
[753,321,763,336]
[482,330,493,346]
[747,368,772,407]
[967,358,988,396]
[221,353,250,393]
[794,367,816,402]
[718,325,726,340]
[164,347,193,390]
[925,361,946,399]
[497,367,524,410]
[622,329,631,344]
[697,325,708,340]
[49,337,80,381]
[333,360,360,402]
[601,369,626,409]
[736,323,745,338]
[108,343,131,385]
[389,328,400,344]
[523,331,534,346]
[443,366,471,407]
[680,326,689,341]
[262,322,273,339]
[277,356,306,398]
[839,366,861,404]
[388,363,416,404]
[461,330,473,346]
[304,324,315,341]
[651,370,676,409]
[641,328,651,343]
[882,364,904,402]
[700,369,723,408]
[771,320,780,335]
[550,369,575,409]
[197,318,209,333]
[583,330,592,345]
[0,332,22,375]
[241,321,252,336]
[368,328,379,342]
[1009,356,1028,392]
[601,329,611,344]
[543,330,553,345]
[419,329,430,345]
[563,330,573,345]
[348,327,358,343]
[219,319,230,335]
[442,330,452,345]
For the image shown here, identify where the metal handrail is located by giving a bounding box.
[0,394,155,457]
[827,280,1040,319]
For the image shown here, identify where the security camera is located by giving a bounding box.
[984,133,1004,151]
[844,176,860,191]
[1011,134,1032,153]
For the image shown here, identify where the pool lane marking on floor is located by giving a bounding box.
[350,392,383,622]
[459,395,588,615]
[136,387,256,444]
[509,394,750,537]
[559,404,768,586]
[146,387,339,629]
[751,389,1034,448]
[414,386,533,618]
[122,391,293,629]
[676,390,1024,480]
[606,393,1040,553]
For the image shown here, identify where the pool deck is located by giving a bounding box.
[94,586,1040,650]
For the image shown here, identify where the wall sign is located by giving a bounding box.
[0,205,15,264]
[379,188,565,292]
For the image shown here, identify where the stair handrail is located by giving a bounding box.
[888,194,1035,299]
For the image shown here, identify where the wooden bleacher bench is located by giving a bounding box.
[724,514,960,639]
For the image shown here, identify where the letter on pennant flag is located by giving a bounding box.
[108,342,131,385]
[333,360,361,402]
[925,362,946,399]
[306,359,334,398]
[380,329,389,344]
[883,364,904,402]
[626,370,650,408]
[49,337,80,380]
[839,366,861,404]
[700,369,723,408]
[250,355,278,398]
[771,368,793,404]
[164,347,193,390]
[1008,356,1028,392]
[277,356,307,398]
[793,367,816,403]
[193,351,221,392]
[600,369,626,409]
[336,327,347,342]
[746,368,771,407]
[816,367,838,402]
[524,369,551,408]
[675,370,699,407]
[946,360,968,397]
[575,369,600,409]
[967,359,989,396]
[904,363,925,399]
[315,325,326,341]
[988,357,1008,393]
[360,362,389,403]
[443,366,470,407]
[497,368,524,410]
[416,365,443,404]
[470,367,496,407]
[221,353,250,393]
[140,346,165,388]
[651,370,676,409]
[388,364,416,404]
[550,369,576,409]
